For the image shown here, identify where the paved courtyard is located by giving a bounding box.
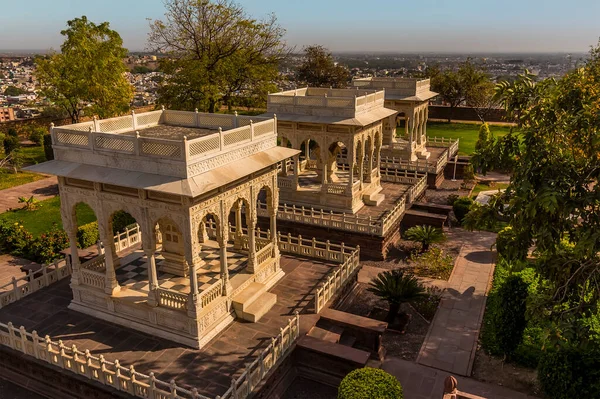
[0,255,335,398]
[417,230,497,376]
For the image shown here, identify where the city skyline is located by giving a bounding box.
[0,0,599,53]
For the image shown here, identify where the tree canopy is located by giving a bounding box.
[468,42,600,345]
[429,59,492,122]
[3,86,26,96]
[296,45,349,88]
[148,0,287,112]
[35,16,133,123]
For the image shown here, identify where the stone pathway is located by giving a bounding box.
[417,230,496,376]
[0,176,58,213]
[383,356,537,399]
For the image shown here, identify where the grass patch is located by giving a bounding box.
[0,170,48,190]
[19,145,46,165]
[418,122,515,155]
[471,182,510,198]
[0,197,96,236]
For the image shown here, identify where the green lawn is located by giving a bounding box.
[471,182,509,198]
[417,122,516,155]
[0,144,48,190]
[19,145,47,165]
[0,170,48,190]
[0,197,96,236]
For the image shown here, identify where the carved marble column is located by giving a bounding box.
[247,209,257,273]
[234,201,243,250]
[218,226,231,296]
[293,154,300,189]
[97,211,120,296]
[144,249,159,307]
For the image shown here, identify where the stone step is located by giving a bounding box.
[307,325,344,344]
[232,282,267,313]
[339,334,357,347]
[242,292,277,323]
[363,192,385,206]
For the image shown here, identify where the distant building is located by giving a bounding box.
[0,107,15,122]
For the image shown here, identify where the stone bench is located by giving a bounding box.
[295,335,370,387]
[411,202,453,216]
[320,308,387,359]
[402,209,447,229]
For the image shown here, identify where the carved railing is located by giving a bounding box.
[80,269,106,290]
[220,313,300,399]
[81,254,107,272]
[258,195,407,237]
[0,258,71,310]
[114,223,142,253]
[314,245,361,313]
[258,201,382,235]
[379,169,427,203]
[380,154,447,174]
[426,136,460,158]
[198,280,223,308]
[0,321,212,399]
[277,233,357,264]
[156,287,188,311]
[256,242,274,267]
[51,109,275,166]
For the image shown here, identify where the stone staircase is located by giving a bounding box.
[362,186,385,206]
[232,282,276,322]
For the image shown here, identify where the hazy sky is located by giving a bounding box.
[1,0,598,53]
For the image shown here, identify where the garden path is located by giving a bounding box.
[383,356,538,399]
[0,176,58,213]
[416,229,496,376]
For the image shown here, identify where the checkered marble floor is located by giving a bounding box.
[115,243,248,295]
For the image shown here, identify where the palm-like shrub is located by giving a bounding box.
[367,269,427,322]
[404,225,446,252]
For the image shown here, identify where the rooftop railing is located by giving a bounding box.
[352,77,433,97]
[50,109,277,177]
[267,87,385,115]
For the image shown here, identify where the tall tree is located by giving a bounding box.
[148,0,287,112]
[36,16,133,123]
[296,45,349,88]
[472,42,600,330]
[430,59,492,122]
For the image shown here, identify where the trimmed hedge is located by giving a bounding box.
[538,348,600,399]
[77,221,99,249]
[452,197,473,225]
[480,259,545,368]
[338,368,403,399]
[494,274,528,358]
[43,134,54,161]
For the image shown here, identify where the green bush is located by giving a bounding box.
[7,128,18,138]
[77,221,99,249]
[481,259,546,367]
[28,128,45,145]
[43,134,54,161]
[538,348,600,399]
[0,221,68,264]
[111,210,136,234]
[3,135,20,155]
[452,197,473,224]
[338,367,403,399]
[28,225,69,264]
[496,226,528,261]
[0,220,34,257]
[494,275,529,358]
